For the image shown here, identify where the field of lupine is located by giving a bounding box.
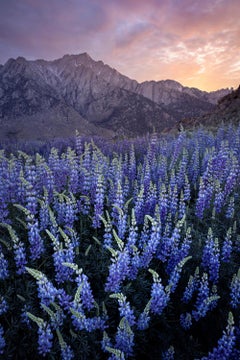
[0,126,240,359]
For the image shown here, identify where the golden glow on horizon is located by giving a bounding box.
[0,0,239,92]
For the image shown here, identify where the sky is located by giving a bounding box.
[0,0,239,91]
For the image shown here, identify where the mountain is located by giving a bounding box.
[179,85,240,129]
[0,53,231,141]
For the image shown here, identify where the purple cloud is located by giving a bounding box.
[0,0,239,90]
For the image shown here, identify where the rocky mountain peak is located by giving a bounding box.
[0,52,235,142]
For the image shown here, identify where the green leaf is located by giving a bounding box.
[148,268,159,282]
[106,346,125,359]
[113,229,124,251]
[27,312,44,327]
[85,245,92,256]
[13,203,31,217]
[106,246,118,258]
[93,236,101,246]
[41,304,55,319]
[56,329,66,350]
[46,229,59,246]
[26,267,44,281]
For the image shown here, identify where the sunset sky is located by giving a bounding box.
[0,0,239,91]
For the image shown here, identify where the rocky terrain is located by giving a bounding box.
[0,53,232,141]
[179,85,240,130]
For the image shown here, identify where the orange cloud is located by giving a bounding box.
[0,0,239,91]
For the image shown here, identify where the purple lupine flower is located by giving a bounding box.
[53,246,74,284]
[137,300,151,330]
[70,302,86,331]
[25,181,38,216]
[105,249,130,293]
[0,325,6,355]
[157,225,175,263]
[224,157,239,198]
[126,211,138,254]
[115,318,134,357]
[162,346,175,360]
[54,197,66,225]
[169,184,178,218]
[20,305,31,327]
[112,181,124,226]
[93,175,105,228]
[103,215,113,248]
[202,228,220,283]
[101,331,112,352]
[182,267,200,303]
[192,272,213,321]
[75,273,94,311]
[0,297,8,315]
[177,149,188,190]
[116,294,135,327]
[137,311,150,331]
[4,224,27,274]
[37,322,53,356]
[134,185,145,224]
[170,130,186,169]
[183,175,191,201]
[72,306,106,333]
[178,191,186,219]
[37,276,59,306]
[140,219,161,268]
[194,271,209,304]
[189,145,200,183]
[61,345,74,360]
[13,241,27,274]
[117,212,128,241]
[234,320,240,358]
[195,178,207,219]
[43,169,54,199]
[144,182,157,217]
[28,220,44,260]
[147,132,158,165]
[69,162,79,195]
[84,316,107,332]
[75,130,83,156]
[57,289,73,312]
[129,248,141,280]
[180,312,192,330]
[214,180,224,213]
[143,160,151,194]
[166,225,191,274]
[103,223,112,248]
[230,269,240,309]
[0,180,9,223]
[202,228,214,268]
[64,200,77,229]
[222,227,232,263]
[149,270,169,315]
[226,196,235,219]
[159,183,168,225]
[128,144,136,182]
[200,312,235,360]
[209,238,220,284]
[46,306,65,331]
[167,256,190,294]
[0,246,9,280]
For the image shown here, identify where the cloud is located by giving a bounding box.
[0,0,239,90]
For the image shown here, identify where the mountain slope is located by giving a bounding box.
[179,85,240,129]
[0,53,232,141]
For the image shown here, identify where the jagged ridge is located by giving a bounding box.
[0,53,232,140]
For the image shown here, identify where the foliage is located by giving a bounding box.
[0,126,239,359]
